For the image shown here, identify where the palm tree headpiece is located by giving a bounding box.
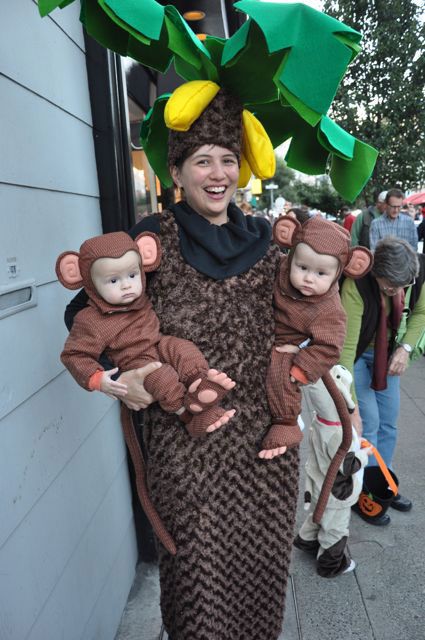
[40,0,379,201]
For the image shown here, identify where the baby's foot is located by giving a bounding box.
[186,406,236,438]
[258,423,302,458]
[184,369,235,414]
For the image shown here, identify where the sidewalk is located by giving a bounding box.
[115,357,425,640]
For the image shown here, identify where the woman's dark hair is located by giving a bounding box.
[167,89,243,169]
[372,237,419,286]
[286,207,310,225]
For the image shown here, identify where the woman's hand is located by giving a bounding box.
[388,346,409,376]
[100,368,128,398]
[116,362,162,410]
[275,344,300,355]
[351,403,363,437]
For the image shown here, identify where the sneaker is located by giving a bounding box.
[342,559,356,574]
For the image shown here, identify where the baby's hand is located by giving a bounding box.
[100,368,128,398]
[275,344,300,354]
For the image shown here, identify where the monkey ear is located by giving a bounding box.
[273,215,301,249]
[55,251,84,289]
[135,232,162,272]
[343,247,373,279]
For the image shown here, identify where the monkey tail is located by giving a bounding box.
[120,404,177,555]
[312,371,353,525]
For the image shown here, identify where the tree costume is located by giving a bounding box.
[42,1,378,637]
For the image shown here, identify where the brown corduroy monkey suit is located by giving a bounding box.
[263,218,351,450]
[59,232,227,434]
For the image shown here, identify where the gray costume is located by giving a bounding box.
[296,367,369,577]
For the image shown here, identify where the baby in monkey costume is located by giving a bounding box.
[56,231,235,437]
[259,215,373,458]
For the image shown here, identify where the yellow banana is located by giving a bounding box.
[242,110,276,180]
[164,80,220,132]
[237,153,252,188]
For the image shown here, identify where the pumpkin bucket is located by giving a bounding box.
[357,466,399,521]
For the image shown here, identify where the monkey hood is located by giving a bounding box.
[291,216,351,272]
[79,232,146,314]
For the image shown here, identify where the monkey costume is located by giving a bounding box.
[263,216,372,452]
[57,231,235,437]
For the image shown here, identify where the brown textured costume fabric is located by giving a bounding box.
[263,255,347,449]
[59,232,226,419]
[142,212,300,640]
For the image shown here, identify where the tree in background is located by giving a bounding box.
[257,157,344,214]
[323,0,425,203]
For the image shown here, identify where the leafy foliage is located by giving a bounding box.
[322,0,425,203]
[257,157,344,214]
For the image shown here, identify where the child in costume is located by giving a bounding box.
[56,230,236,438]
[259,215,373,457]
[294,365,372,577]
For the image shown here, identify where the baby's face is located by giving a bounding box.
[91,250,143,305]
[289,243,339,297]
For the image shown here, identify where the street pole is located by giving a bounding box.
[265,183,279,214]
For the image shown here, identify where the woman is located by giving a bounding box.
[67,90,299,639]
[339,237,425,525]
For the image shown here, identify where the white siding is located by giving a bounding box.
[0,3,138,639]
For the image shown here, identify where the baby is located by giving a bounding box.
[259,215,372,458]
[56,231,235,437]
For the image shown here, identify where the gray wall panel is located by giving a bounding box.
[0,4,138,638]
[1,184,101,288]
[0,373,117,547]
[0,76,99,195]
[0,3,90,122]
[0,458,135,640]
[0,282,88,419]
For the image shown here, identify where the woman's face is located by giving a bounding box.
[171,145,240,225]
[375,277,410,297]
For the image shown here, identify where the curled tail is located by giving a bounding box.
[120,404,177,555]
[312,371,353,524]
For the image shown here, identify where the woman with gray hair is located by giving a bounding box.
[339,237,425,525]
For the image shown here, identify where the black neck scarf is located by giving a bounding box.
[170,201,272,280]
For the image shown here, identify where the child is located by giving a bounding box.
[56,231,235,437]
[259,215,373,458]
[294,365,372,577]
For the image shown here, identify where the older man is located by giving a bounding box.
[370,188,418,251]
[351,190,387,248]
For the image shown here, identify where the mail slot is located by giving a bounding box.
[0,280,37,319]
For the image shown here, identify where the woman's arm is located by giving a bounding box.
[339,278,364,403]
[389,283,425,376]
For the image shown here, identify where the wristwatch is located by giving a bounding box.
[399,343,412,353]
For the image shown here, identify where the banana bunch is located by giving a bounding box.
[164,80,276,188]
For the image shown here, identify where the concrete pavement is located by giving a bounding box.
[115,356,425,640]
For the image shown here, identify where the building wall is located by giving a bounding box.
[0,3,138,639]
